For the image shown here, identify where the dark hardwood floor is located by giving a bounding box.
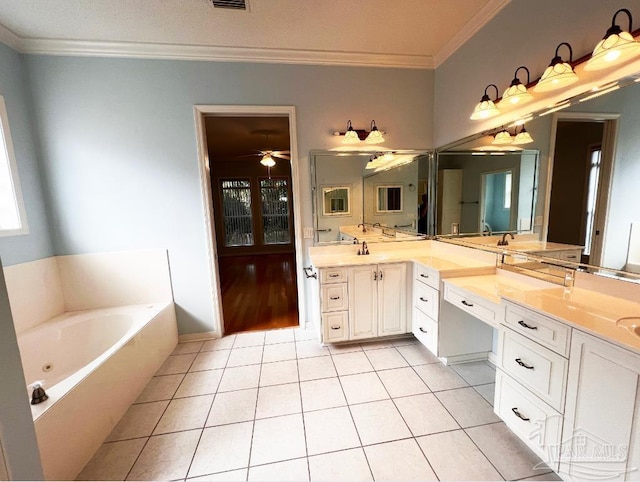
[218,253,299,335]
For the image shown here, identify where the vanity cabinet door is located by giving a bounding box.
[560,330,640,480]
[378,263,407,336]
[348,266,378,339]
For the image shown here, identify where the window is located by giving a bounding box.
[0,96,27,236]
[220,179,253,247]
[584,147,602,256]
[504,172,512,209]
[260,178,290,245]
[376,185,403,213]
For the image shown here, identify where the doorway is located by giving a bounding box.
[546,115,618,265]
[194,107,304,337]
[479,168,516,233]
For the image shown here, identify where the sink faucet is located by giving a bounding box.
[497,233,515,246]
[372,223,381,228]
[358,240,369,255]
[357,223,367,232]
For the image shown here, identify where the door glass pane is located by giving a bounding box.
[584,148,601,256]
[261,178,290,244]
[221,179,254,247]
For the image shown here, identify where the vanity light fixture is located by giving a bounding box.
[365,120,385,144]
[260,154,276,167]
[502,66,534,105]
[534,42,579,93]
[585,9,640,71]
[470,84,500,120]
[512,125,534,145]
[492,127,513,145]
[342,120,360,144]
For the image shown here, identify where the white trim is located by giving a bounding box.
[434,0,511,68]
[0,96,29,237]
[17,38,434,69]
[179,331,219,343]
[193,105,304,337]
[0,24,21,51]
[439,351,490,365]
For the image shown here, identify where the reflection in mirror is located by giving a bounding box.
[311,150,430,244]
[436,68,640,283]
[322,187,350,216]
[435,150,538,236]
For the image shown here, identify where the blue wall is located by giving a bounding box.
[20,56,433,334]
[0,44,53,265]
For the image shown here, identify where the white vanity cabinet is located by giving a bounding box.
[560,330,640,480]
[318,267,349,343]
[349,263,407,339]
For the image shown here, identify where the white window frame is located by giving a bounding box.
[0,96,28,237]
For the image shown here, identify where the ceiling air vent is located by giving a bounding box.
[211,0,247,10]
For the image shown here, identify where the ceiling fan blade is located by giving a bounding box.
[273,154,290,160]
[271,150,290,156]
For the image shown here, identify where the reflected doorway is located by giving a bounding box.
[205,115,299,335]
[479,169,516,234]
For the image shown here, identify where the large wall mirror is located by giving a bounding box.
[436,69,640,281]
[311,150,431,244]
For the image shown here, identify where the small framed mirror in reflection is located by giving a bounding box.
[322,186,351,216]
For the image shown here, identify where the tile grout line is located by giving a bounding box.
[293,338,312,482]
[244,337,266,475]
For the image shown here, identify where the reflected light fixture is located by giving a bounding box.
[365,120,385,144]
[342,120,360,144]
[470,84,500,120]
[260,154,276,167]
[502,66,534,105]
[534,42,579,93]
[512,125,534,145]
[586,8,640,71]
[492,128,513,145]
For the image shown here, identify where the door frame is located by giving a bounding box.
[544,112,619,267]
[193,105,303,337]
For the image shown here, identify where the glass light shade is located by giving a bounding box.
[365,159,383,170]
[382,152,395,160]
[501,83,534,105]
[492,130,513,145]
[470,98,499,120]
[533,62,579,92]
[342,129,360,144]
[585,31,640,70]
[512,130,534,145]
[260,155,276,167]
[365,128,385,144]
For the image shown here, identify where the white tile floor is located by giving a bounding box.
[77,328,562,481]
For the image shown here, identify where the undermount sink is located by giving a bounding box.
[617,317,640,337]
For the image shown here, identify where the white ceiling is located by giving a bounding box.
[0,0,509,68]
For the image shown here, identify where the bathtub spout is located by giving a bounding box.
[28,381,49,405]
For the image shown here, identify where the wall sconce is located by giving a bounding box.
[501,66,534,105]
[512,125,534,145]
[470,84,500,120]
[334,120,387,143]
[585,8,640,71]
[534,42,579,92]
[492,128,513,145]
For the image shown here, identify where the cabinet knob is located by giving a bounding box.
[517,320,538,330]
[461,300,474,307]
[515,358,534,370]
[511,407,530,421]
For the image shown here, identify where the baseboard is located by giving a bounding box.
[178,331,220,342]
[487,351,498,367]
[439,351,490,365]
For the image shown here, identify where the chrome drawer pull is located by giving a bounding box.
[515,358,534,370]
[420,273,429,278]
[329,296,340,300]
[461,300,474,307]
[419,297,429,302]
[329,274,340,278]
[419,327,428,333]
[512,407,530,421]
[379,271,383,280]
[517,320,538,330]
[331,326,341,330]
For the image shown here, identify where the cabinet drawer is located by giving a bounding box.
[559,250,581,262]
[412,308,438,355]
[320,268,347,284]
[322,311,349,342]
[499,327,568,412]
[414,282,439,320]
[414,263,439,289]
[321,284,348,312]
[495,369,562,470]
[504,302,571,357]
[443,283,502,328]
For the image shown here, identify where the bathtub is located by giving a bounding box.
[18,302,178,481]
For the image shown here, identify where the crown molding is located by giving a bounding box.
[0,23,21,51]
[13,38,434,69]
[434,0,511,68]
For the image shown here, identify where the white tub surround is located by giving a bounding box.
[3,249,177,481]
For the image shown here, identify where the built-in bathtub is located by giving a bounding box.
[19,302,178,481]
